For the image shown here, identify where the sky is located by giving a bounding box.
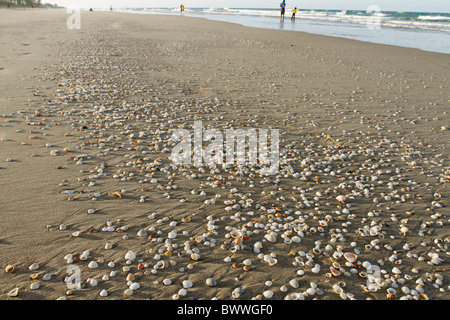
[51,0,450,13]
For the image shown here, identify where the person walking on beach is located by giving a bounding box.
[280,1,286,22]
[291,7,297,21]
[180,4,185,12]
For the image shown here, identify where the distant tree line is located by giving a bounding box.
[1,0,60,7]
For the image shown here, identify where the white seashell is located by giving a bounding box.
[71,231,80,237]
[125,250,136,261]
[305,287,316,296]
[8,288,19,297]
[254,241,263,249]
[42,273,52,281]
[168,231,177,239]
[182,280,193,288]
[59,224,67,230]
[89,279,98,287]
[29,263,39,271]
[243,259,252,266]
[163,278,172,286]
[267,257,278,266]
[105,243,113,250]
[263,290,274,299]
[311,266,321,274]
[206,278,217,287]
[124,288,133,296]
[30,282,40,290]
[137,229,147,237]
[392,267,401,274]
[88,261,99,269]
[87,209,96,214]
[289,279,299,288]
[130,282,140,291]
[99,289,108,297]
[264,233,277,243]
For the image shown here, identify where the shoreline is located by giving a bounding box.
[0,9,448,301]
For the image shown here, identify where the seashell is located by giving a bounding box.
[206,278,217,287]
[5,265,14,273]
[336,195,347,203]
[88,261,99,269]
[263,290,274,299]
[42,273,52,281]
[400,226,409,236]
[182,280,193,288]
[264,233,277,243]
[330,267,341,277]
[30,282,40,290]
[230,230,243,239]
[99,289,108,297]
[343,252,358,263]
[110,191,123,199]
[332,284,343,295]
[30,273,39,280]
[392,267,401,274]
[124,288,133,296]
[137,229,147,237]
[163,278,172,286]
[87,209,96,214]
[168,231,177,239]
[8,288,19,297]
[289,279,299,288]
[126,273,135,282]
[243,259,252,266]
[105,243,113,250]
[267,257,278,267]
[190,253,200,261]
[130,282,140,291]
[125,250,136,261]
[29,263,39,271]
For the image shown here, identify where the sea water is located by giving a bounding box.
[106,7,450,54]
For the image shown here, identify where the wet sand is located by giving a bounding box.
[0,9,449,300]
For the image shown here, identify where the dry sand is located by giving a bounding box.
[0,9,449,301]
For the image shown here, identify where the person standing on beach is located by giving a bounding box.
[280,1,286,22]
[291,7,297,21]
[180,4,185,12]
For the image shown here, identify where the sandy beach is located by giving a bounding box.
[0,8,449,301]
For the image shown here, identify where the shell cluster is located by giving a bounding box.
[1,15,448,300]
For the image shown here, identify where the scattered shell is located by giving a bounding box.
[30,282,40,290]
[125,250,136,261]
[343,252,358,263]
[28,263,39,271]
[182,280,193,288]
[8,288,19,297]
[206,278,217,287]
[5,265,15,273]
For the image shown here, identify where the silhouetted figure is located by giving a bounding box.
[280,1,286,22]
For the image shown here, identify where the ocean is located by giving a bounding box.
[107,7,450,54]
